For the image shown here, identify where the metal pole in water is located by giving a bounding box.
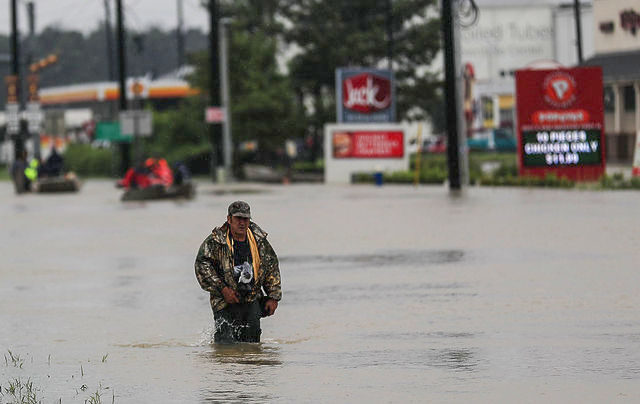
[441,0,468,192]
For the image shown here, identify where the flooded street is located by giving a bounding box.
[1,180,639,402]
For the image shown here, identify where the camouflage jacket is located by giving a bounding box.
[195,221,282,312]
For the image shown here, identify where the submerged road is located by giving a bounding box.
[1,180,639,402]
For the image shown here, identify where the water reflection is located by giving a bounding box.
[198,344,281,403]
[203,343,282,367]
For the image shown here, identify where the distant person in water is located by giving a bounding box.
[195,201,282,343]
[41,146,64,177]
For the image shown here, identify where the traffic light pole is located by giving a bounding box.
[26,1,41,160]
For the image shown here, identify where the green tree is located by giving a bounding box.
[279,0,444,157]
[190,1,305,161]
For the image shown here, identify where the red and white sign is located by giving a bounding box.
[342,73,391,113]
[516,67,605,181]
[543,71,577,107]
[632,131,640,177]
[332,130,403,158]
[336,68,395,123]
[205,107,226,123]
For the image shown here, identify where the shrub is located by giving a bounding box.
[64,144,114,177]
[0,165,9,181]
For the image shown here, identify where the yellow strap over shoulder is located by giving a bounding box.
[227,228,261,281]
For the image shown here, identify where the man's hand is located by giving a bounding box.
[264,299,278,316]
[221,286,240,304]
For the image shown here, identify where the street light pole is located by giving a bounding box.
[115,0,131,176]
[219,19,233,180]
[208,0,222,182]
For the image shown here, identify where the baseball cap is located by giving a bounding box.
[228,200,251,218]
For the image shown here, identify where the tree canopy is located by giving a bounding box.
[279,0,444,127]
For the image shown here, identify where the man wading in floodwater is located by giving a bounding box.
[195,201,282,342]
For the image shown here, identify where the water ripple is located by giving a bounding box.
[281,249,466,268]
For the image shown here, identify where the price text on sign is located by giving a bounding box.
[521,129,602,167]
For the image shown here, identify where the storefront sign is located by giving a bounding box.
[620,9,640,35]
[332,130,403,158]
[515,67,605,181]
[324,123,408,183]
[336,68,396,123]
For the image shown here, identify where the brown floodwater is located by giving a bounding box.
[1,180,639,402]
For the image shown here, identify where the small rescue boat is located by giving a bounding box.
[120,182,196,201]
[33,174,81,193]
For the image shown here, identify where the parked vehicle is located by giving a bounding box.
[408,135,447,154]
[467,128,517,152]
[407,136,436,154]
[427,135,447,153]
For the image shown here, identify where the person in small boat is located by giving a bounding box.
[41,147,64,177]
[118,157,174,189]
[24,156,40,188]
[195,201,282,343]
[172,161,191,185]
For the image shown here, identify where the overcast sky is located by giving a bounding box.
[0,0,210,36]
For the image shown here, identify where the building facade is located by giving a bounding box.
[460,1,594,135]
[583,0,640,162]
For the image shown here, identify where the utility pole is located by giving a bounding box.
[115,0,130,176]
[386,0,393,72]
[573,0,584,64]
[10,0,24,160]
[441,0,468,192]
[104,0,115,81]
[208,0,222,182]
[176,0,185,68]
[104,0,116,120]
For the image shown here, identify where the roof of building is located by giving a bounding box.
[581,50,640,83]
[38,76,199,106]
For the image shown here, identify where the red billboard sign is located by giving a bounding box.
[515,67,605,181]
[342,73,391,113]
[332,130,404,158]
[336,68,396,123]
